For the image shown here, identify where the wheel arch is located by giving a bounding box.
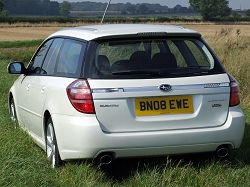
[43,111,61,152]
[8,92,14,111]
[8,92,18,120]
[43,111,63,167]
[44,110,51,131]
[8,91,18,117]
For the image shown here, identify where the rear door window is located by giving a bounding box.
[42,38,64,75]
[55,39,86,77]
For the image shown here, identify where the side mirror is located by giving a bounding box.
[7,62,27,74]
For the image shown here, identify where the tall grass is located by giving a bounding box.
[204,27,250,106]
[0,32,250,186]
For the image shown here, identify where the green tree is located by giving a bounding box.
[246,9,250,17]
[0,0,7,12]
[41,0,51,15]
[60,1,71,17]
[232,11,241,20]
[0,9,8,17]
[189,0,231,21]
[126,4,136,14]
[138,4,149,14]
[0,2,3,12]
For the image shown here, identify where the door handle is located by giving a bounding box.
[41,86,46,94]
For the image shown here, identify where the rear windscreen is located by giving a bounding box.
[84,37,225,79]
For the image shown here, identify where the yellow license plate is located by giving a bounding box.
[135,95,194,116]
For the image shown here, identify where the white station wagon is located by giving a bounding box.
[8,24,245,168]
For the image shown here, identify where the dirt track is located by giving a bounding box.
[1,24,250,41]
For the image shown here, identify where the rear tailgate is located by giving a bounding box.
[89,73,230,133]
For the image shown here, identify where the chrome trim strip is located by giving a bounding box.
[92,83,230,93]
[93,88,124,93]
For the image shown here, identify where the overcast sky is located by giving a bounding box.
[57,0,250,10]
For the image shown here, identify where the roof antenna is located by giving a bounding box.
[101,0,112,25]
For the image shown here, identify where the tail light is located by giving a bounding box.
[228,74,240,107]
[66,79,95,114]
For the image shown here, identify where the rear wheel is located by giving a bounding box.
[46,117,62,168]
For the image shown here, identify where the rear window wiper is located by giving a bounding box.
[166,67,210,75]
[186,67,210,75]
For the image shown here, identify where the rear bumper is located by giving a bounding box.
[52,106,245,160]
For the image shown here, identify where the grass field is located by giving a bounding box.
[0,23,250,186]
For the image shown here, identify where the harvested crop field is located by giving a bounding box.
[1,23,250,41]
[0,26,63,41]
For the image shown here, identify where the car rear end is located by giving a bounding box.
[57,24,245,161]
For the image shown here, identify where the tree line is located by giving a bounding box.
[1,0,250,22]
[2,0,71,16]
[4,0,60,16]
[70,2,197,14]
[1,0,197,16]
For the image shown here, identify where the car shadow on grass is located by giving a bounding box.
[92,122,250,183]
[93,153,221,183]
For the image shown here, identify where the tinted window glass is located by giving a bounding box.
[98,40,145,62]
[87,37,223,79]
[55,39,86,77]
[42,38,64,75]
[29,39,53,74]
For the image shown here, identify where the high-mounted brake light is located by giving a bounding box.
[66,79,95,114]
[228,74,240,107]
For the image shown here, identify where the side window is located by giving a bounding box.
[167,40,187,67]
[171,39,213,68]
[42,38,64,75]
[151,41,161,57]
[55,39,86,77]
[29,39,53,74]
[186,40,214,68]
[185,40,211,67]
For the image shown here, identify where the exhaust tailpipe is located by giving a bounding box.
[99,155,113,165]
[216,146,229,158]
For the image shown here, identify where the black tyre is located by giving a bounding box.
[46,117,62,168]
